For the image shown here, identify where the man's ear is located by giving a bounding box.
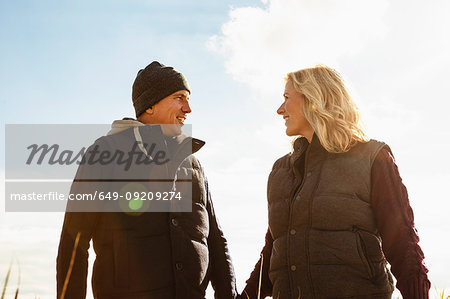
[145,106,154,115]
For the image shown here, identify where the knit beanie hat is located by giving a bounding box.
[132,61,191,117]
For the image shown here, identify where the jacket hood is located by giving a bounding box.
[107,119,144,135]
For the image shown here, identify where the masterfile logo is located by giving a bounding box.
[4,124,193,212]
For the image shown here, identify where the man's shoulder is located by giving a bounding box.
[186,155,203,171]
[89,128,137,150]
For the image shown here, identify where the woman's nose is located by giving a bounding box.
[277,103,285,115]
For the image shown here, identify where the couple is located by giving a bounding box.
[56,61,430,299]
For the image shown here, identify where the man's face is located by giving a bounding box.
[147,89,191,135]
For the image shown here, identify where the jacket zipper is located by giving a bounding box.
[165,136,193,182]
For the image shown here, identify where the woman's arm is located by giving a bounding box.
[241,228,273,299]
[371,147,430,299]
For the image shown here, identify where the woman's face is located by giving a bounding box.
[277,79,314,139]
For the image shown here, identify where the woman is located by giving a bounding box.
[241,65,430,298]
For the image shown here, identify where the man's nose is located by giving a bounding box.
[183,101,192,113]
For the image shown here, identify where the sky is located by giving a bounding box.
[1,0,450,298]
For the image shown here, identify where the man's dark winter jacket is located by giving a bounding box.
[56,120,236,299]
[267,135,394,298]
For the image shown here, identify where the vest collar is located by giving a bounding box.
[293,136,309,153]
[291,133,329,169]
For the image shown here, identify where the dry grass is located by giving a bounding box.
[1,258,19,299]
[1,232,80,299]
[434,287,450,299]
[1,242,449,299]
[60,232,81,299]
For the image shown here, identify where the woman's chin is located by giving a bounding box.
[285,129,298,137]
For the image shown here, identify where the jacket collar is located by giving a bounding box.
[108,118,205,155]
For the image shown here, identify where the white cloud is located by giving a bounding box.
[208,0,389,99]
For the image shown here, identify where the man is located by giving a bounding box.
[57,61,237,299]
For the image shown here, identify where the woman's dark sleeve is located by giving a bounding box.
[241,228,273,299]
[371,147,430,299]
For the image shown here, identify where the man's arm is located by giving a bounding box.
[56,142,103,299]
[56,211,97,299]
[205,178,238,299]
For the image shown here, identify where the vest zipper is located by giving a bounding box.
[287,144,312,298]
[296,145,326,298]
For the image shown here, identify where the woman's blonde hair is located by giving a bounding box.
[286,65,369,153]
